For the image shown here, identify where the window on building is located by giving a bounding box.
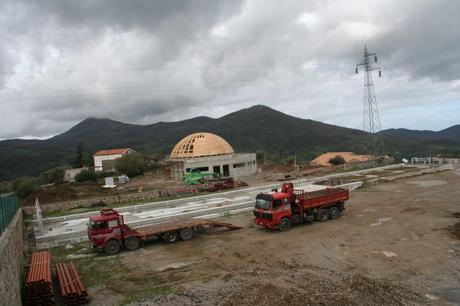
[233,162,246,168]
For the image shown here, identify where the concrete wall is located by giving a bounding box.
[64,167,87,182]
[169,153,257,180]
[411,156,460,165]
[94,153,124,171]
[0,210,23,306]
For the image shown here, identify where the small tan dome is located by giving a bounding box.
[170,132,234,159]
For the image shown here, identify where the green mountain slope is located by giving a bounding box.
[0,105,458,181]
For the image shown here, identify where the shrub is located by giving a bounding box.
[329,155,346,165]
[11,177,39,199]
[39,167,65,184]
[0,181,12,194]
[115,153,148,177]
[75,170,97,182]
[96,171,117,179]
[256,150,265,164]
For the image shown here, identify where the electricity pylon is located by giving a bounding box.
[356,45,384,158]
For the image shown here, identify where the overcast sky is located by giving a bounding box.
[1,0,459,139]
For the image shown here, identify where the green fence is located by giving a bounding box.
[0,193,19,236]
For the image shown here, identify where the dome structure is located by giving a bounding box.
[170,132,234,159]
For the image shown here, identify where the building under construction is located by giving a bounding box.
[165,132,257,181]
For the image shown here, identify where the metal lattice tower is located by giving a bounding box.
[356,45,384,158]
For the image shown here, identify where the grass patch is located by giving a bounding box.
[49,242,89,259]
[121,286,175,305]
[76,256,129,287]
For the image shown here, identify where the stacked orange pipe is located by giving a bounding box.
[25,251,54,305]
[56,262,88,305]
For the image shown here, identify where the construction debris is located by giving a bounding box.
[56,262,89,306]
[26,251,54,306]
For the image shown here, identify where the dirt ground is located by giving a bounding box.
[54,169,460,306]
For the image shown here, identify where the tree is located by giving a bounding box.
[115,153,148,177]
[11,177,39,199]
[256,150,265,164]
[75,170,97,182]
[329,155,346,166]
[39,167,65,184]
[73,143,84,168]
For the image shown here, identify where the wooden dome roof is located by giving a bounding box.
[170,132,234,159]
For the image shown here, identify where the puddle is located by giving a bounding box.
[370,217,392,226]
[407,180,448,187]
[382,251,397,257]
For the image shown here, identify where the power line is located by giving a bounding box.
[0,64,306,75]
[0,77,311,103]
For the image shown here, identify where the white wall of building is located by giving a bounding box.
[94,153,124,172]
[169,153,257,180]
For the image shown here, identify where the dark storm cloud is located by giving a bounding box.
[0,0,459,139]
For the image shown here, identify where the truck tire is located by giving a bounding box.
[279,218,291,232]
[315,209,329,222]
[162,231,179,243]
[179,228,194,241]
[124,236,140,251]
[104,239,121,255]
[329,206,340,219]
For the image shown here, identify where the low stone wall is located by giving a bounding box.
[0,210,24,306]
[22,189,165,216]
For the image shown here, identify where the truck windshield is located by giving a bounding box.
[255,194,272,210]
[90,220,108,230]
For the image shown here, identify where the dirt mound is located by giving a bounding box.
[22,184,78,206]
[131,263,429,306]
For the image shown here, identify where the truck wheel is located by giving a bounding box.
[104,239,121,255]
[279,218,291,232]
[315,209,329,222]
[329,206,340,219]
[125,236,140,251]
[179,228,194,241]
[162,231,179,243]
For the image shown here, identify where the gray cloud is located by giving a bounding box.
[0,0,459,139]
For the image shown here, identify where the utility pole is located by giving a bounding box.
[355,45,384,159]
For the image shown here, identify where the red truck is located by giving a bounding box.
[254,183,349,231]
[88,208,242,255]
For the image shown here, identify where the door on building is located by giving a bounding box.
[223,165,229,177]
[213,166,221,175]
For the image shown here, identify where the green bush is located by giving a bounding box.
[11,177,39,198]
[256,150,265,164]
[329,155,346,165]
[39,167,65,184]
[115,153,148,177]
[96,171,117,179]
[0,181,12,194]
[75,170,97,182]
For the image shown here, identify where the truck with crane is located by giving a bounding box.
[254,183,349,231]
[88,208,242,255]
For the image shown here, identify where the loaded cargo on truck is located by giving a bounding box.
[254,182,349,231]
[88,208,242,255]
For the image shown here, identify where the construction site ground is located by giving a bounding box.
[48,168,460,306]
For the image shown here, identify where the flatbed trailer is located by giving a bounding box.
[88,209,242,255]
[254,183,349,231]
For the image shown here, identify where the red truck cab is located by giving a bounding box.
[88,208,139,254]
[254,189,292,229]
[254,183,349,231]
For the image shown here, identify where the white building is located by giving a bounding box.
[93,148,135,172]
[411,156,460,165]
[165,132,257,181]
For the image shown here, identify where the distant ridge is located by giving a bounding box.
[0,105,459,180]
